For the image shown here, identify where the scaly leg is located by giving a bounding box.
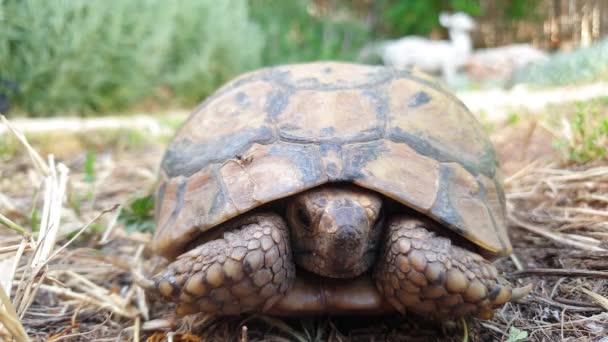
[375,216,532,319]
[151,213,295,315]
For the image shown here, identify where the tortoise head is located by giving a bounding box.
[286,184,384,278]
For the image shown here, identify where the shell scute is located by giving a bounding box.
[153,62,510,259]
[387,78,495,178]
[346,141,440,212]
[276,89,383,143]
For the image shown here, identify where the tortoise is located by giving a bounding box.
[144,62,531,319]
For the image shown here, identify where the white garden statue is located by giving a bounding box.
[360,12,476,84]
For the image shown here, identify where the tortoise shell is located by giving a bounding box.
[152,62,511,260]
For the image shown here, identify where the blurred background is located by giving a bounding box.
[1,2,608,340]
[1,0,607,118]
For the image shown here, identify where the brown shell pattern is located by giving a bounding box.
[153,62,511,259]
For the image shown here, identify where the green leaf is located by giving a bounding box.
[129,194,155,217]
[118,194,156,233]
[507,327,528,342]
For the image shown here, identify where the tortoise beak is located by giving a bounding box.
[325,205,371,274]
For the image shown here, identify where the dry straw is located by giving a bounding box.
[0,115,136,341]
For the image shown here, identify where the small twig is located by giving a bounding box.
[39,204,120,272]
[99,204,123,245]
[554,297,601,309]
[478,322,504,336]
[40,284,137,318]
[562,207,608,218]
[134,316,141,342]
[47,311,113,341]
[509,253,525,271]
[579,288,608,311]
[517,312,608,330]
[512,268,608,279]
[241,325,249,342]
[0,244,31,255]
[503,159,545,185]
[133,244,150,320]
[509,214,607,252]
[141,318,175,331]
[528,295,603,313]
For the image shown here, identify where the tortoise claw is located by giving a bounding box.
[511,283,534,301]
[375,216,532,319]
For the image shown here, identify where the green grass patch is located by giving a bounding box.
[496,96,608,165]
[250,0,370,65]
[552,101,608,164]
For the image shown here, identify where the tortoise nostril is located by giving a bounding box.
[336,226,360,243]
[332,225,365,270]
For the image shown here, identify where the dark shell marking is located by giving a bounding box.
[153,62,510,259]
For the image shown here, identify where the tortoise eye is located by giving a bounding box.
[296,206,311,228]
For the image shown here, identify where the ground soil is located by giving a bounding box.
[1,88,607,340]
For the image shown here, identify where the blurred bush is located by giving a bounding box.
[0,0,263,116]
[0,0,561,117]
[250,0,370,64]
[370,0,481,37]
[511,38,608,86]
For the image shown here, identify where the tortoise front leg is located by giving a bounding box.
[152,213,295,315]
[374,216,532,319]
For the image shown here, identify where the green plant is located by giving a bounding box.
[84,150,95,183]
[368,0,539,38]
[250,0,370,65]
[553,102,608,164]
[506,327,528,342]
[0,0,263,116]
[371,0,481,38]
[506,112,520,126]
[119,194,156,234]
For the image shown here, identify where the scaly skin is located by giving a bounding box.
[152,213,295,315]
[147,185,531,318]
[374,216,532,319]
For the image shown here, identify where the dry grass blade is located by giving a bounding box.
[506,162,608,258]
[509,214,607,252]
[580,288,608,311]
[10,159,73,319]
[40,205,119,270]
[1,114,49,176]
[513,268,608,279]
[0,285,29,341]
[0,238,29,300]
[32,158,69,268]
[2,114,143,340]
[39,284,137,318]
